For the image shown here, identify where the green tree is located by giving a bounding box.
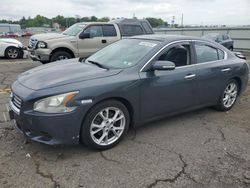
[146,17,166,28]
[98,17,110,22]
[90,16,98,22]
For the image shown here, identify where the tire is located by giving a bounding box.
[81,100,130,150]
[40,61,49,64]
[5,46,22,59]
[214,79,239,111]
[50,51,72,62]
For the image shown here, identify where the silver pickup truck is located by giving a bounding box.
[28,18,154,63]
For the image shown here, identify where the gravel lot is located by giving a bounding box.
[0,52,250,188]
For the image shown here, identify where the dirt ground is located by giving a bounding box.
[0,52,250,188]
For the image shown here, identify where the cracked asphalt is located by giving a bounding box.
[0,53,250,188]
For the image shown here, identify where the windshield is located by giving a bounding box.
[63,24,86,36]
[86,39,160,69]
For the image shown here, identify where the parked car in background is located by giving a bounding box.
[0,38,24,59]
[21,31,33,37]
[5,32,19,38]
[28,18,154,63]
[202,33,234,51]
[0,32,6,37]
[9,35,249,149]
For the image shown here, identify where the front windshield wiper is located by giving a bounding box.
[87,60,109,70]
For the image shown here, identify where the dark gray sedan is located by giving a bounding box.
[203,33,234,51]
[9,35,249,150]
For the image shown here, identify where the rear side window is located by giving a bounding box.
[141,22,153,34]
[102,25,117,37]
[195,44,224,63]
[121,25,144,36]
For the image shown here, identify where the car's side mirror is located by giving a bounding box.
[79,32,90,39]
[152,61,176,71]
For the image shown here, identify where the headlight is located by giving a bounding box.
[37,41,47,48]
[33,91,78,113]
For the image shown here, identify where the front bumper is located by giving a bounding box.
[9,99,84,145]
[28,48,51,62]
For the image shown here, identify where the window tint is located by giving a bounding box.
[158,44,191,67]
[121,25,144,36]
[102,25,117,37]
[195,44,219,63]
[218,49,224,60]
[141,22,153,34]
[84,26,103,37]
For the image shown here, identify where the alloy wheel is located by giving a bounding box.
[90,107,126,146]
[223,82,238,108]
[7,48,18,59]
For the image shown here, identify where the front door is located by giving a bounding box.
[139,42,197,120]
[77,24,119,58]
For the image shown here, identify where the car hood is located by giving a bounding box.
[31,33,69,41]
[17,58,122,90]
[0,38,22,46]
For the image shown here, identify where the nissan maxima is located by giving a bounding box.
[9,35,249,150]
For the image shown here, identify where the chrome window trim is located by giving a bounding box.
[140,39,228,72]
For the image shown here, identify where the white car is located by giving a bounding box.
[0,38,25,59]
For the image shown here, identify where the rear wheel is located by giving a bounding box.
[81,100,130,150]
[5,46,22,59]
[215,79,239,111]
[50,51,72,62]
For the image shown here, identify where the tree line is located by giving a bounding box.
[0,15,168,29]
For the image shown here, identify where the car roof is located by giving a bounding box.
[130,34,210,43]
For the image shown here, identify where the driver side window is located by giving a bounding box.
[84,26,103,38]
[158,44,191,67]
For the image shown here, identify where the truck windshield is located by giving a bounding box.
[86,39,160,69]
[63,24,86,36]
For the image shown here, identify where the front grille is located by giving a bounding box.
[12,93,22,110]
[28,38,38,49]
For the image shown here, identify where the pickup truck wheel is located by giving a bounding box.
[5,47,22,59]
[50,51,72,62]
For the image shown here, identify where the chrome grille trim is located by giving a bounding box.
[12,93,22,110]
[29,38,38,49]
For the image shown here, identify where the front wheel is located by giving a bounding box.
[50,51,72,62]
[215,79,239,111]
[81,100,130,150]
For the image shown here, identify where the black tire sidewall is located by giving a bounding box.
[216,79,239,111]
[81,100,130,150]
[50,51,72,62]
[5,46,21,59]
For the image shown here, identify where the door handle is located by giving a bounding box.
[221,68,231,72]
[102,39,107,43]
[184,74,196,80]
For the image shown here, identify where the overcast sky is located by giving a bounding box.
[0,0,250,25]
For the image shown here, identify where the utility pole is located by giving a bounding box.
[181,13,184,27]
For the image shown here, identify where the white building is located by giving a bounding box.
[0,24,21,33]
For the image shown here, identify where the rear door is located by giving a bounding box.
[193,41,232,106]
